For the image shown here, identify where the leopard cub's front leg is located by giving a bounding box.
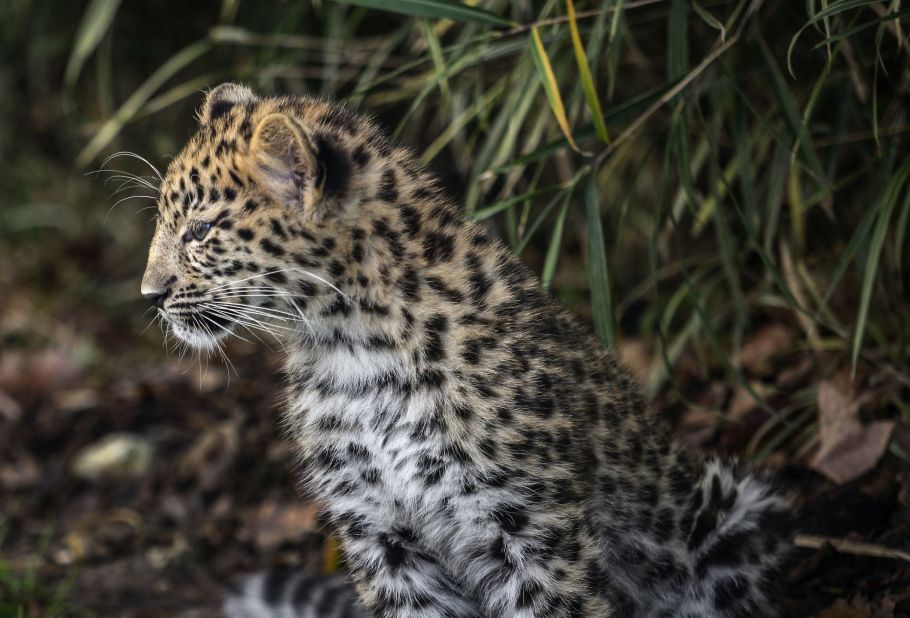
[451,499,611,618]
[335,515,483,618]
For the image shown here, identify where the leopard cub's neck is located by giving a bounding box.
[283,149,550,384]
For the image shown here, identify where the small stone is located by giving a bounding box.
[71,432,154,481]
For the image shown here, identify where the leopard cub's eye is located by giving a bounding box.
[183,221,212,243]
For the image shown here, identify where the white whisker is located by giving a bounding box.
[207,306,301,333]
[209,268,350,302]
[105,195,157,223]
[103,173,159,193]
[208,301,305,322]
[101,151,165,182]
[204,307,287,351]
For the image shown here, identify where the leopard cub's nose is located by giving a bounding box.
[141,288,170,308]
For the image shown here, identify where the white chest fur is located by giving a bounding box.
[285,345,459,524]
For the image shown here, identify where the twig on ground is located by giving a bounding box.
[794,533,910,563]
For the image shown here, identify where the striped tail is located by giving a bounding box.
[593,457,792,617]
[223,571,367,618]
[668,458,792,617]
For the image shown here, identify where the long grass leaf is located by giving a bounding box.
[75,39,212,168]
[483,81,676,176]
[600,0,626,101]
[64,0,122,88]
[786,0,882,75]
[515,174,580,254]
[585,178,614,345]
[814,8,910,47]
[894,189,910,283]
[667,0,688,81]
[816,195,883,316]
[473,184,565,220]
[421,80,505,162]
[731,92,757,227]
[542,192,573,290]
[566,0,609,144]
[852,160,910,371]
[759,39,827,185]
[692,0,726,40]
[529,26,589,155]
[336,0,513,27]
[419,18,452,103]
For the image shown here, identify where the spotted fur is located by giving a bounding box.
[141,83,791,617]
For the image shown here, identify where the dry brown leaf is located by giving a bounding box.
[54,387,100,412]
[0,348,83,396]
[0,388,22,421]
[738,323,795,376]
[727,381,769,420]
[678,408,719,448]
[0,451,39,489]
[809,371,894,484]
[617,338,655,386]
[248,501,321,551]
[723,381,771,451]
[776,353,815,389]
[177,419,239,491]
[813,598,873,618]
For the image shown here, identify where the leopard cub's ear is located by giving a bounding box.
[245,112,322,214]
[199,82,257,125]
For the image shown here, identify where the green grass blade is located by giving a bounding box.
[419,18,452,104]
[605,0,625,101]
[816,194,881,315]
[813,8,910,47]
[421,80,505,163]
[759,38,827,185]
[692,0,726,40]
[566,0,609,144]
[472,184,564,220]
[75,38,212,168]
[731,91,757,227]
[483,80,677,176]
[852,160,910,371]
[335,0,513,27]
[667,0,688,82]
[465,58,539,214]
[763,145,788,255]
[894,189,910,284]
[786,0,880,75]
[64,0,122,88]
[515,179,577,255]
[541,191,573,290]
[585,178,614,346]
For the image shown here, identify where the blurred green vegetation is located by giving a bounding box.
[0,521,78,617]
[2,0,909,467]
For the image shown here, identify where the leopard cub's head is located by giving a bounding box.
[141,83,371,350]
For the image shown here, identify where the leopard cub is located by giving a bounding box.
[141,83,791,617]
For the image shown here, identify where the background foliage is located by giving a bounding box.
[1,0,910,615]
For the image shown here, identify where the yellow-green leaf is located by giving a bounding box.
[529,26,589,155]
[566,0,609,144]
